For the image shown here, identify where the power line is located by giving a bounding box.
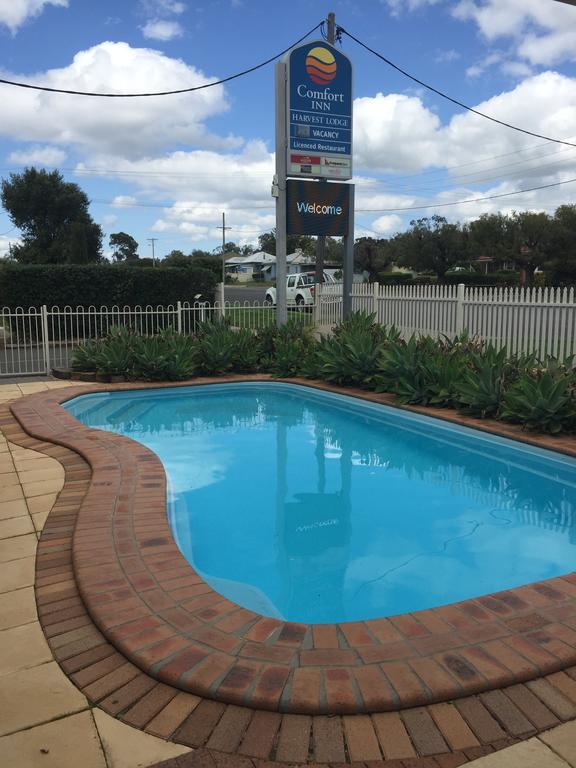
[339,25,576,150]
[356,177,576,212]
[0,23,322,98]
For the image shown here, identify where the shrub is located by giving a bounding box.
[132,331,198,381]
[456,346,507,419]
[500,372,576,434]
[0,263,217,310]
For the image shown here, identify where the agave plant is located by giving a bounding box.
[71,339,100,372]
[500,372,576,434]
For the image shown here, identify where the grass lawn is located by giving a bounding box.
[224,306,313,329]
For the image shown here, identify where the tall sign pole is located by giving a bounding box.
[276,11,354,324]
[275,61,288,326]
[314,12,336,287]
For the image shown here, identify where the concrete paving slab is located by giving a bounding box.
[0,587,37,630]
[26,493,58,515]
[0,498,29,520]
[0,661,87,736]
[0,711,106,768]
[0,515,34,539]
[0,484,25,503]
[0,622,53,676]
[540,722,576,767]
[0,555,35,592]
[0,532,37,563]
[467,737,570,767]
[93,708,191,768]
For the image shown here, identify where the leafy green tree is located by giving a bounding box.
[545,205,576,284]
[1,168,103,264]
[510,211,552,284]
[465,213,515,268]
[258,230,316,256]
[353,237,395,280]
[161,250,190,268]
[395,215,464,280]
[109,232,139,262]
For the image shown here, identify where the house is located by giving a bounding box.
[225,251,275,282]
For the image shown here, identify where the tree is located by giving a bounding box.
[353,237,395,280]
[395,216,464,280]
[510,211,552,284]
[545,205,576,284]
[257,230,316,256]
[465,213,515,268]
[1,168,103,264]
[161,250,190,268]
[109,232,139,262]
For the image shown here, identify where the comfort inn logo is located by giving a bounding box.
[305,47,337,85]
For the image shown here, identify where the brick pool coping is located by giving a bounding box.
[9,375,576,718]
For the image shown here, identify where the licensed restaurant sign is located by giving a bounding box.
[286,41,353,180]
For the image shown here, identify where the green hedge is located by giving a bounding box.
[0,264,217,309]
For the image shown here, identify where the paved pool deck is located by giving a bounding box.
[1,377,576,767]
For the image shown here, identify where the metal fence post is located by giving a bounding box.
[373,281,380,319]
[41,305,51,376]
[455,283,465,336]
[176,301,182,334]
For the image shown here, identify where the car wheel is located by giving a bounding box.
[265,295,274,306]
[295,295,306,312]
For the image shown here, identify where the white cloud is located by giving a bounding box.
[353,92,444,172]
[102,214,118,226]
[7,145,67,166]
[112,195,137,207]
[83,141,275,246]
[466,52,502,78]
[352,71,576,221]
[0,42,232,158]
[142,19,183,41]
[371,214,403,234]
[453,0,576,66]
[354,72,576,174]
[141,0,185,15]
[385,0,442,16]
[0,0,67,33]
[436,49,460,63]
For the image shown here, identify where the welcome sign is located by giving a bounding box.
[286,179,350,236]
[286,41,353,180]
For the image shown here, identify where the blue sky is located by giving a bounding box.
[1,0,576,260]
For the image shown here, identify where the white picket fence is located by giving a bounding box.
[0,300,285,377]
[2,284,575,377]
[314,282,576,360]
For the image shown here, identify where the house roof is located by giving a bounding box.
[225,251,275,265]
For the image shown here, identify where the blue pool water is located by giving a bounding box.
[65,382,576,623]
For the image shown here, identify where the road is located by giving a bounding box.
[224,285,268,303]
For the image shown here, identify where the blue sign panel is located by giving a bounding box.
[286,40,353,180]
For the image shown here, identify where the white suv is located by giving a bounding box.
[265,272,336,310]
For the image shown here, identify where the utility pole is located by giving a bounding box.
[315,12,336,288]
[147,238,157,267]
[219,212,232,309]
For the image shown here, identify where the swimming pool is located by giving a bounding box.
[65,382,576,624]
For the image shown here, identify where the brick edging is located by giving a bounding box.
[8,376,576,717]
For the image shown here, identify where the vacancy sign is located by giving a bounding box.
[286,41,353,180]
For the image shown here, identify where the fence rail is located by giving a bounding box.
[315,282,576,360]
[2,285,575,377]
[0,300,304,377]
